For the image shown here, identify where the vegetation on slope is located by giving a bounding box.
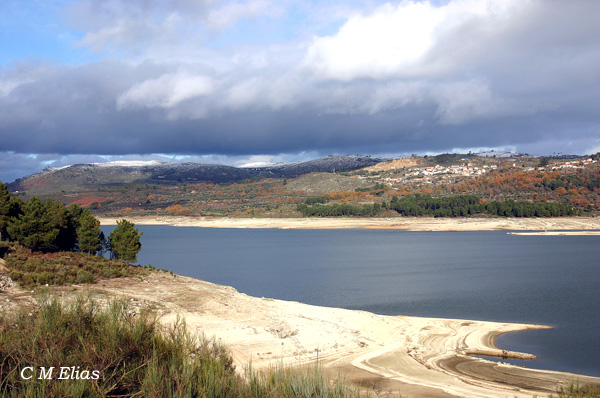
[0,295,364,398]
[4,247,138,288]
[388,194,575,217]
[5,154,600,218]
[1,182,146,289]
[555,381,600,398]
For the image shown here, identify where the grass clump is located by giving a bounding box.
[0,294,365,398]
[554,380,600,398]
[247,363,362,398]
[0,294,243,397]
[4,246,140,288]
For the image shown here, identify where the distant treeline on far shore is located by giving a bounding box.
[298,194,575,218]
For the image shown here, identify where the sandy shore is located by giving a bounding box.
[98,215,600,233]
[6,271,596,398]
[508,231,600,235]
[88,215,600,396]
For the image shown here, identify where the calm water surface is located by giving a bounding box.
[102,226,600,377]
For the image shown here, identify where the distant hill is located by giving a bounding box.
[6,153,599,218]
[284,172,373,194]
[364,157,421,171]
[8,155,384,195]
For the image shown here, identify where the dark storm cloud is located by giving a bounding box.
[1,0,600,184]
[1,57,597,158]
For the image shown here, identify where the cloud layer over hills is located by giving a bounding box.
[1,0,599,181]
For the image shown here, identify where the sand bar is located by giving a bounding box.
[98,215,600,233]
[7,272,596,398]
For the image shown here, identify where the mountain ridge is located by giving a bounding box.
[8,155,384,193]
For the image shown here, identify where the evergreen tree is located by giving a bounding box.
[77,209,103,254]
[57,204,89,252]
[7,197,61,252]
[0,182,11,241]
[108,219,142,262]
[47,200,77,251]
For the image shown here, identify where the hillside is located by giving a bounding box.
[284,172,372,194]
[8,155,382,195]
[6,153,600,218]
[364,157,421,171]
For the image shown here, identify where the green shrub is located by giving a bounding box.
[304,196,330,205]
[297,203,381,217]
[76,271,95,284]
[7,270,22,281]
[247,362,363,398]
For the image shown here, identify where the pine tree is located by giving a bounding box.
[0,182,11,241]
[77,209,103,254]
[108,219,142,262]
[47,200,76,251]
[7,197,60,252]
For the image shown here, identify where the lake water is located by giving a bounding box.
[102,225,600,377]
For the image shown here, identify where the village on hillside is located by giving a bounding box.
[371,157,598,186]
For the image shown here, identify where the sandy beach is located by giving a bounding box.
[4,270,596,398]
[98,215,600,234]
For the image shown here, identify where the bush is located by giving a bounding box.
[0,241,8,257]
[76,271,95,284]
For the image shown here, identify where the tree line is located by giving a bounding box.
[540,174,600,192]
[296,193,575,218]
[389,194,575,217]
[297,203,381,217]
[303,196,330,205]
[0,182,142,262]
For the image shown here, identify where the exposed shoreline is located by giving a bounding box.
[80,274,600,397]
[89,215,600,396]
[98,215,600,233]
[4,269,599,397]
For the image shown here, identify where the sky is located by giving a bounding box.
[1,0,600,182]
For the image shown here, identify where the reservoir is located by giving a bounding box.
[102,225,600,377]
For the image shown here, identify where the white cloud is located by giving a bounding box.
[117,72,215,110]
[303,0,533,80]
[206,0,275,31]
[223,77,263,110]
[70,0,285,62]
[0,79,25,97]
[304,1,442,80]
[0,63,45,97]
[360,81,427,115]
